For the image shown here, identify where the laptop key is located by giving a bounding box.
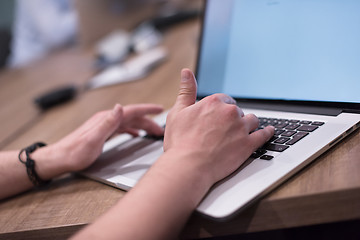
[251,149,267,158]
[286,132,309,145]
[300,120,312,124]
[264,143,289,152]
[285,124,300,130]
[274,129,286,135]
[289,119,300,123]
[269,136,279,142]
[312,121,325,126]
[281,130,296,137]
[274,122,288,128]
[260,155,274,160]
[297,125,318,132]
[274,137,290,144]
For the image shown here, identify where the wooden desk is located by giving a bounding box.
[0,17,360,240]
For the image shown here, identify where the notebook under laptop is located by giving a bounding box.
[81,0,360,220]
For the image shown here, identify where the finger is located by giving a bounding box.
[126,117,164,136]
[249,126,275,149]
[238,107,245,117]
[173,68,197,111]
[236,105,245,117]
[241,113,260,132]
[85,104,123,141]
[123,128,140,137]
[123,104,164,118]
[217,95,244,117]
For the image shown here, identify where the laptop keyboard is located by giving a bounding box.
[145,118,325,161]
[251,117,325,160]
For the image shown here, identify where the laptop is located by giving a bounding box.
[81,0,360,220]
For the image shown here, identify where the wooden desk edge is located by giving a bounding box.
[0,186,358,240]
[0,224,85,240]
[180,186,360,238]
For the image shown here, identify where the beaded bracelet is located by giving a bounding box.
[18,142,51,187]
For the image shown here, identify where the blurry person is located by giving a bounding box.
[7,0,78,68]
[0,0,14,68]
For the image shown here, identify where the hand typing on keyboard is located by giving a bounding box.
[72,69,275,240]
[250,117,324,160]
[163,70,275,185]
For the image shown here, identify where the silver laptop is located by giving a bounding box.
[81,0,360,220]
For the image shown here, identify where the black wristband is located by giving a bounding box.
[18,142,51,187]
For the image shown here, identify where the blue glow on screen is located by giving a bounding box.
[197,0,360,103]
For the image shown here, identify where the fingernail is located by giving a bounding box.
[268,125,275,133]
[181,69,191,82]
[112,104,122,118]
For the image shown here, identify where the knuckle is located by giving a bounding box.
[178,86,194,97]
[238,108,245,117]
[104,117,115,127]
[246,113,259,124]
[223,104,240,119]
[206,94,221,104]
[104,112,117,126]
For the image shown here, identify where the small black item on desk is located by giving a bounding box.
[150,9,201,31]
[34,85,77,111]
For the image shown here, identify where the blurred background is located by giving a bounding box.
[0,0,14,68]
[0,0,202,69]
[0,0,203,150]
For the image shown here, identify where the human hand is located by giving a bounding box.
[0,104,163,199]
[68,70,274,240]
[45,104,164,174]
[163,69,274,186]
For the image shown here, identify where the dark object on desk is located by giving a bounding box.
[150,9,201,31]
[34,85,77,110]
[0,29,11,68]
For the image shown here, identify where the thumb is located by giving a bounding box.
[173,68,197,111]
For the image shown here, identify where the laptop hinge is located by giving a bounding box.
[236,102,343,116]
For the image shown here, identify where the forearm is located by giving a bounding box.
[0,145,68,200]
[0,103,163,200]
[71,149,212,240]
[0,151,34,199]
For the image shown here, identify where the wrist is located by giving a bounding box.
[153,148,215,207]
[30,144,69,180]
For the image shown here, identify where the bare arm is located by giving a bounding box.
[71,69,274,240]
[0,104,164,200]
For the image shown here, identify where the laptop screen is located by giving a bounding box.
[196,0,360,105]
